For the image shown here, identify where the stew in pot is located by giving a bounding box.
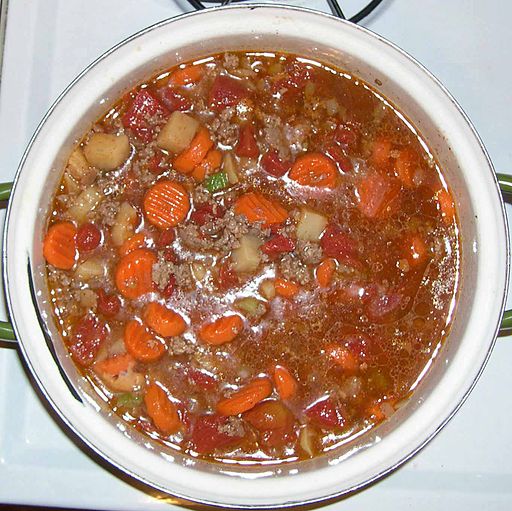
[43,51,460,464]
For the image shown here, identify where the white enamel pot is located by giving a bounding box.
[1,5,511,509]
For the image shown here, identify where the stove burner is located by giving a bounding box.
[184,0,384,23]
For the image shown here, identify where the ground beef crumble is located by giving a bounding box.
[218,416,245,437]
[168,336,195,356]
[152,253,193,291]
[278,253,311,285]
[296,240,323,265]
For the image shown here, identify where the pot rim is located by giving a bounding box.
[3,4,509,508]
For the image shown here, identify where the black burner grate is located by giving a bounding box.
[185,0,384,23]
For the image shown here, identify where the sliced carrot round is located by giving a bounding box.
[168,64,204,87]
[316,258,336,288]
[273,365,298,400]
[144,382,181,435]
[94,353,135,376]
[144,180,190,229]
[119,233,146,257]
[274,278,300,299]
[289,152,338,188]
[144,302,187,337]
[124,319,166,362]
[43,221,77,269]
[199,314,244,345]
[436,188,455,225]
[234,192,288,226]
[115,248,156,299]
[173,127,214,174]
[217,378,273,416]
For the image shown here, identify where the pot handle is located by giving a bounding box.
[0,182,16,343]
[497,173,512,332]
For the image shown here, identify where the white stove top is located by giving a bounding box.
[1,0,511,509]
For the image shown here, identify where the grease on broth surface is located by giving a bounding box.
[44,51,460,464]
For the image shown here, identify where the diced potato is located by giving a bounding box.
[67,185,103,223]
[235,297,266,318]
[296,207,328,241]
[75,257,105,281]
[62,171,80,194]
[156,111,199,154]
[191,262,207,282]
[223,152,239,184]
[83,133,130,171]
[299,425,317,458]
[67,148,97,184]
[78,288,98,308]
[99,368,145,392]
[259,279,276,300]
[231,235,261,273]
[111,201,138,247]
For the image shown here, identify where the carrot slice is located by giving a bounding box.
[173,127,214,174]
[43,221,77,269]
[119,233,146,257]
[144,180,190,229]
[436,188,455,225]
[273,365,298,400]
[394,148,416,188]
[199,314,244,345]
[217,378,273,416]
[115,248,156,299]
[325,343,359,372]
[144,302,187,337]
[370,137,392,169]
[192,149,222,182]
[144,382,180,435]
[234,192,288,226]
[168,64,204,87]
[316,258,336,288]
[289,152,338,188]
[274,278,300,299]
[94,353,134,376]
[124,319,166,362]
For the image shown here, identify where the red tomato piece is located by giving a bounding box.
[325,144,353,173]
[274,61,314,93]
[191,414,243,454]
[209,75,249,111]
[404,234,428,267]
[161,274,177,298]
[159,87,192,112]
[236,124,259,158]
[97,289,121,317]
[76,223,101,252]
[68,315,107,367]
[157,228,176,248]
[187,368,218,391]
[122,89,167,143]
[261,235,295,258]
[261,150,292,178]
[148,152,167,175]
[357,172,401,219]
[370,137,392,170]
[366,292,402,322]
[394,147,417,188]
[163,248,178,263]
[261,426,297,449]
[320,225,357,261]
[217,261,239,291]
[334,125,359,151]
[190,203,225,226]
[305,397,345,429]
